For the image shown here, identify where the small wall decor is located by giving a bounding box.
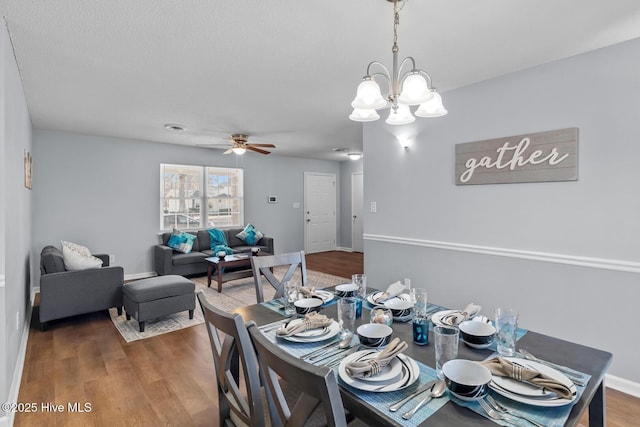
[455,128,578,185]
[24,149,32,189]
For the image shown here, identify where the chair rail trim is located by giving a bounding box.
[364,234,640,274]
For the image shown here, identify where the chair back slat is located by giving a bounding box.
[251,251,308,303]
[248,323,348,427]
[197,292,265,427]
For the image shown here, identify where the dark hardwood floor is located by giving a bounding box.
[14,250,639,426]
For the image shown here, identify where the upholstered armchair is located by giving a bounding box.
[39,245,124,331]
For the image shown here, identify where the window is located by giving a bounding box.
[160,164,244,230]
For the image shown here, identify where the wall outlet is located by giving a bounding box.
[404,278,411,289]
[370,201,377,213]
[293,202,300,209]
[109,254,115,265]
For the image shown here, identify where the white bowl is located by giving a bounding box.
[442,359,492,401]
[383,299,413,317]
[294,298,323,315]
[459,320,496,349]
[335,284,358,297]
[357,323,392,347]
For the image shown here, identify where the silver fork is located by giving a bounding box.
[485,395,546,427]
[478,398,525,427]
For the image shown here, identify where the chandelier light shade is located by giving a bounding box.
[349,107,380,122]
[386,104,415,125]
[231,146,247,155]
[415,92,448,117]
[349,0,447,125]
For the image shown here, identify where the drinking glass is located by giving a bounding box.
[412,316,429,345]
[282,281,298,317]
[434,326,459,379]
[352,274,367,299]
[337,297,357,338]
[495,308,518,356]
[410,288,428,317]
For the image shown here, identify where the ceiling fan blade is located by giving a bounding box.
[247,146,271,155]
[248,143,276,148]
[223,148,234,155]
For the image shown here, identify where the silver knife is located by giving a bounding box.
[389,379,438,412]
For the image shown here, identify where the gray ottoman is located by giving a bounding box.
[123,275,195,332]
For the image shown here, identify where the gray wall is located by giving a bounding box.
[1,20,33,422]
[363,37,640,383]
[339,158,363,249]
[32,130,341,279]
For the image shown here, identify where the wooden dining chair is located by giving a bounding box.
[251,250,308,303]
[247,322,349,427]
[197,291,266,427]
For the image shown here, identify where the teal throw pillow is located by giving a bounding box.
[208,228,228,249]
[236,223,264,246]
[167,229,196,254]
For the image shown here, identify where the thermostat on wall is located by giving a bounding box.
[268,196,277,203]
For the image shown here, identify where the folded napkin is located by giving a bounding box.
[275,312,332,338]
[298,286,321,299]
[344,338,408,379]
[441,303,481,325]
[373,281,407,303]
[481,357,575,399]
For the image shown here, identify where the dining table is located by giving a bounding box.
[233,286,612,427]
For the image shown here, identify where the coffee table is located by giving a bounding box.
[205,252,270,293]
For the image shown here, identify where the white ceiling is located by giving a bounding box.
[3,0,640,161]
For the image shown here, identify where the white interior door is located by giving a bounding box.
[351,172,364,252]
[304,173,336,253]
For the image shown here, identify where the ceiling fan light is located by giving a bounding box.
[398,73,433,105]
[385,104,415,125]
[231,147,246,155]
[415,91,447,117]
[351,78,387,110]
[349,108,380,122]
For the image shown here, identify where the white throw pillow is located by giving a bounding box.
[61,241,103,271]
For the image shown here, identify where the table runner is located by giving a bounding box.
[259,319,450,426]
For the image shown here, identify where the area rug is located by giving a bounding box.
[110,268,349,343]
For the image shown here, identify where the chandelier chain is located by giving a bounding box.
[392,0,399,53]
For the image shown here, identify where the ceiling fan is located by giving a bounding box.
[198,134,276,155]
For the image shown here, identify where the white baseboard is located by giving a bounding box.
[2,289,36,427]
[335,247,353,252]
[606,373,640,398]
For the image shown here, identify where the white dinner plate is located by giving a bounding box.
[489,358,578,407]
[339,351,418,392]
[314,290,334,303]
[281,320,340,343]
[367,291,412,307]
[340,350,403,383]
[431,310,461,327]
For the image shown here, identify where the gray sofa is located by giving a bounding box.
[39,245,124,331]
[154,228,274,276]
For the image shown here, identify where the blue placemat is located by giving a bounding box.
[260,295,338,315]
[453,367,591,427]
[339,362,449,427]
[259,319,450,426]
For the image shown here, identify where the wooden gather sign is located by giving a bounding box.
[455,128,578,185]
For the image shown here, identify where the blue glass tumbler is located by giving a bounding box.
[413,316,429,345]
[355,298,363,318]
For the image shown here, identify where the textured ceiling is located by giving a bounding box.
[3,0,640,160]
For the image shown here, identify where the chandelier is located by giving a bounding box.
[349,0,447,125]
